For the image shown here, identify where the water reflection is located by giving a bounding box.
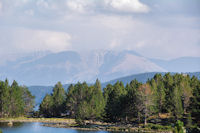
[0,122,117,133]
[75,130,106,133]
[0,122,23,128]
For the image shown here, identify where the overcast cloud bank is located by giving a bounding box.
[0,0,199,64]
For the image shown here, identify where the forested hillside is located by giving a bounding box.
[39,73,200,132]
[28,72,200,106]
[104,72,200,86]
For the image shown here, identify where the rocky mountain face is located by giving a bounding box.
[0,50,199,85]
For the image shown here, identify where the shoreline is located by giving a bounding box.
[0,118,173,133]
[0,117,75,124]
[42,123,172,133]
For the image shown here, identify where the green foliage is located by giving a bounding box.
[1,72,199,132]
[37,73,200,130]
[66,80,105,121]
[121,80,142,122]
[189,78,200,125]
[186,125,200,133]
[104,81,126,121]
[75,115,85,126]
[0,79,10,117]
[0,129,2,133]
[172,86,183,120]
[0,79,35,118]
[163,73,174,113]
[39,82,66,117]
[39,94,54,117]
[186,113,192,128]
[174,120,184,133]
[150,74,166,113]
[52,82,66,116]
[10,81,25,117]
[145,123,172,130]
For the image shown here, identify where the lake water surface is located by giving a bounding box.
[0,122,124,133]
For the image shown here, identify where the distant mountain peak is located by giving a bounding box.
[0,50,199,85]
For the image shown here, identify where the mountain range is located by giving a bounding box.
[1,50,197,108]
[0,50,199,86]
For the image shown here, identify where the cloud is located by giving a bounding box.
[24,9,34,16]
[64,0,150,14]
[83,14,200,59]
[0,1,2,15]
[66,0,85,13]
[65,0,150,14]
[104,0,150,13]
[0,28,71,54]
[65,0,95,13]
[0,0,199,61]
[36,0,49,9]
[0,0,150,17]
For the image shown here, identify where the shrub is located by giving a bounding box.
[145,123,172,130]
[186,125,200,133]
[174,120,184,133]
[75,116,85,126]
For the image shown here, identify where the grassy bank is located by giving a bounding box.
[0,117,174,133]
[0,117,175,133]
[0,117,75,124]
[42,122,173,133]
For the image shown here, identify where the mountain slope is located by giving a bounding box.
[0,50,165,85]
[150,57,200,72]
[103,72,200,87]
[1,50,199,86]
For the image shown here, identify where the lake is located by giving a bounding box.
[0,122,125,133]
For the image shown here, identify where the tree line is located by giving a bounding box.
[39,73,200,129]
[0,73,199,131]
[0,79,35,117]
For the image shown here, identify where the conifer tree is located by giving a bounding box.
[0,79,34,118]
[39,94,53,117]
[10,80,25,117]
[52,82,66,116]
[89,80,105,119]
[0,79,10,117]
[172,85,183,120]
[122,80,142,122]
[163,73,174,113]
[189,80,200,124]
[104,81,126,122]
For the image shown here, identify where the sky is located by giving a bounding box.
[0,0,200,63]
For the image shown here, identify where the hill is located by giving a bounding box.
[103,72,200,87]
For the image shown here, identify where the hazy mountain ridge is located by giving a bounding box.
[103,72,200,87]
[0,50,167,85]
[150,57,200,73]
[0,50,199,86]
